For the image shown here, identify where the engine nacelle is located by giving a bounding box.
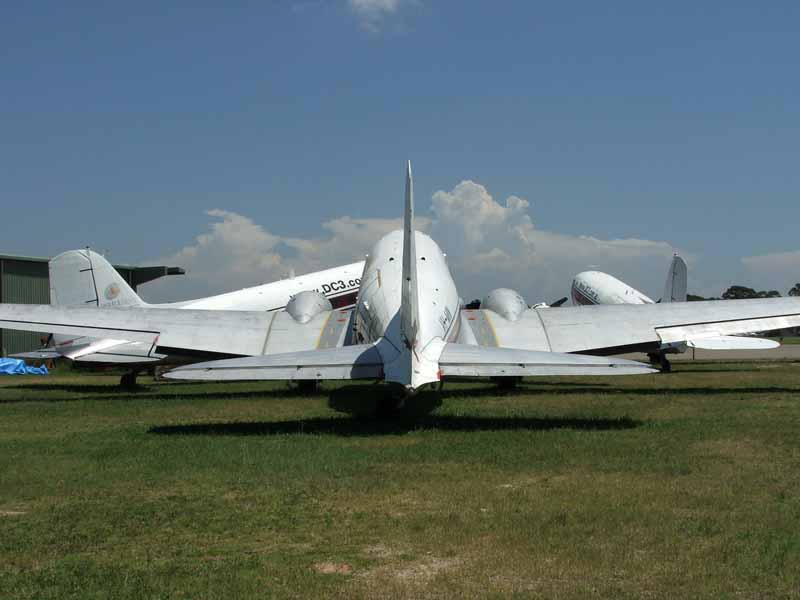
[286,290,332,324]
[482,288,527,322]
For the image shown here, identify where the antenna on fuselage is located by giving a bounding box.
[400,160,419,351]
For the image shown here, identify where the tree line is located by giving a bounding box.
[689,283,800,301]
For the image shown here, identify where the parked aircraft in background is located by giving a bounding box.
[14,248,364,386]
[3,162,800,406]
[571,255,779,370]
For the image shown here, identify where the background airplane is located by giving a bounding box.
[15,248,364,386]
[570,255,779,370]
[2,162,800,409]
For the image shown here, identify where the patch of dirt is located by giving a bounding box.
[0,510,27,517]
[693,438,769,461]
[313,562,353,575]
[362,543,404,559]
[394,556,462,583]
[359,555,463,585]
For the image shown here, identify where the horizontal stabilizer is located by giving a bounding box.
[164,344,385,381]
[438,343,655,377]
[686,335,780,350]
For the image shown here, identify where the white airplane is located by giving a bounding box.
[2,162,800,404]
[15,248,364,386]
[571,256,779,370]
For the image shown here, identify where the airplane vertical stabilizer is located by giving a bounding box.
[661,254,687,303]
[400,160,419,351]
[50,249,145,308]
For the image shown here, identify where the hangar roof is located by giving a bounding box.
[0,253,185,287]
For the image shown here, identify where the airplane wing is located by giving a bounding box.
[164,342,654,381]
[462,297,800,355]
[0,304,354,358]
[10,349,61,360]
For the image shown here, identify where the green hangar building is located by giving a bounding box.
[0,253,184,357]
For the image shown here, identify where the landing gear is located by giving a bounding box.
[119,370,139,388]
[648,353,672,373]
[491,376,522,389]
[294,380,319,393]
[377,389,407,416]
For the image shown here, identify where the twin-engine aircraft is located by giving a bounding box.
[2,162,800,399]
[14,248,363,386]
[571,255,779,370]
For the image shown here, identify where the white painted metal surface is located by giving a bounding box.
[3,162,800,392]
[568,255,779,353]
[34,248,364,365]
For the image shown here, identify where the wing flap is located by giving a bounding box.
[62,338,132,359]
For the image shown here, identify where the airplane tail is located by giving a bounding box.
[400,160,419,351]
[49,249,145,307]
[661,254,687,303]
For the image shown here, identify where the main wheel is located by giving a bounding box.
[377,392,407,416]
[120,371,138,388]
[294,380,319,393]
[491,376,521,389]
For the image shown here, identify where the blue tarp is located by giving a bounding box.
[0,358,49,375]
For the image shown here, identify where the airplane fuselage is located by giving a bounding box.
[164,263,364,312]
[354,230,460,390]
[571,271,654,306]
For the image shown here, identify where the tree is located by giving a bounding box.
[687,294,718,301]
[789,283,800,297]
[722,286,781,300]
[722,285,758,300]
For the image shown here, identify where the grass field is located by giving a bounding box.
[1,363,799,599]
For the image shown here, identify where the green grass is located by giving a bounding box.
[1,363,800,599]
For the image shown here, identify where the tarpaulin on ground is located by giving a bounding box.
[0,358,49,375]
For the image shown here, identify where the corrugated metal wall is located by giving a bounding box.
[0,256,170,357]
[0,257,143,356]
[1,258,50,356]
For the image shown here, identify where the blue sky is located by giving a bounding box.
[1,1,798,302]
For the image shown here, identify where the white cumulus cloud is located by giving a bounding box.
[138,180,686,306]
[741,250,800,294]
[429,180,678,302]
[347,0,409,32]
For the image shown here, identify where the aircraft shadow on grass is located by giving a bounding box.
[2,379,798,406]
[148,414,643,437]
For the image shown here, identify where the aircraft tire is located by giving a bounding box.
[120,371,138,388]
